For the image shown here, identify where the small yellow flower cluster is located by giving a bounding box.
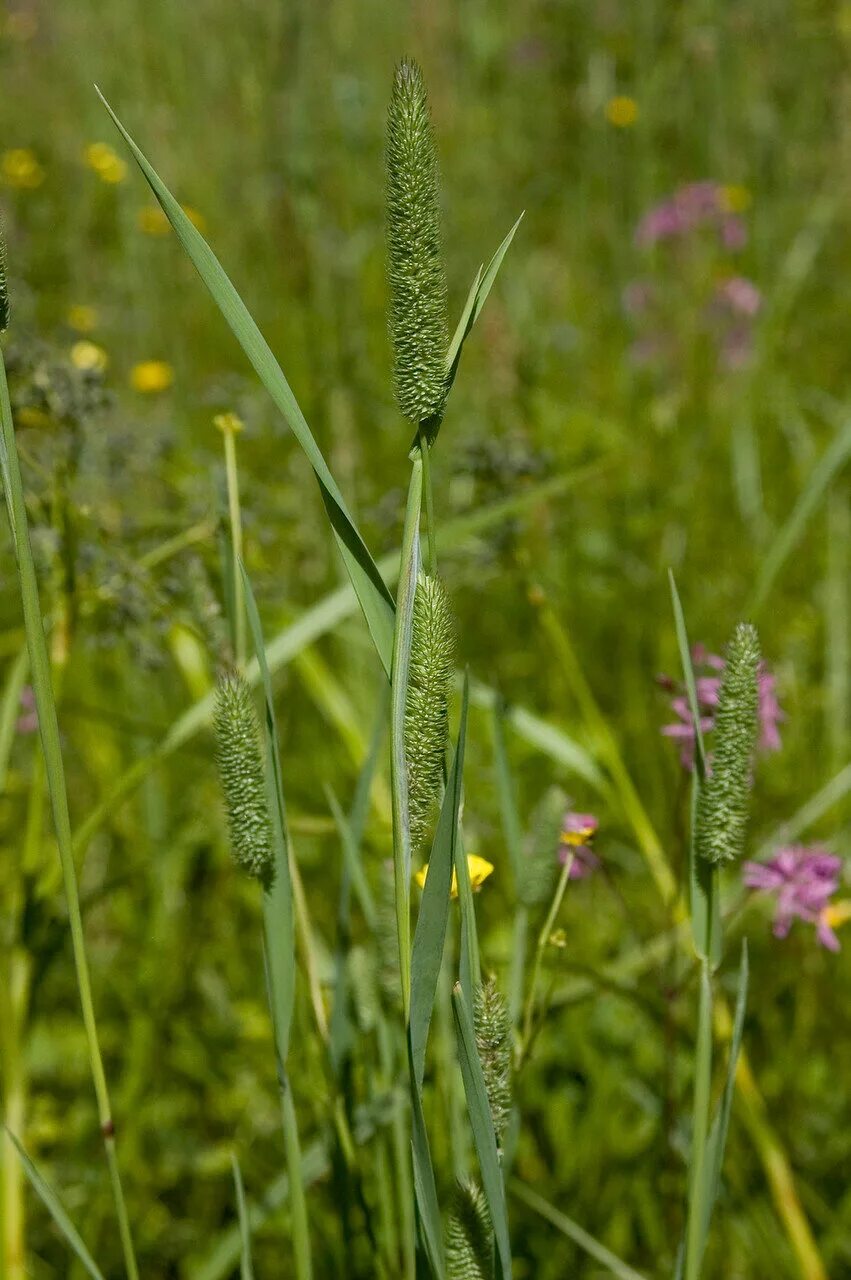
[70,341,108,374]
[720,184,752,214]
[83,142,127,185]
[415,853,494,899]
[138,204,206,236]
[606,96,639,128]
[130,360,174,393]
[1,148,45,189]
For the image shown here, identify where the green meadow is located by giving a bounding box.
[1,3,850,1277]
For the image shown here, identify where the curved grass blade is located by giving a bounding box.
[510,1180,647,1280]
[231,1154,255,1280]
[452,983,512,1279]
[5,1129,106,1280]
[410,682,468,1086]
[98,90,395,675]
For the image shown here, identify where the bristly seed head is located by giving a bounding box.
[446,1179,493,1280]
[0,218,10,333]
[386,57,448,433]
[696,622,761,865]
[213,671,275,888]
[473,976,512,1152]
[405,571,455,852]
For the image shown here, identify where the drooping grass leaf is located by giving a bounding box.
[510,1181,648,1280]
[452,984,512,1279]
[5,1129,106,1280]
[98,90,395,675]
[231,1154,256,1280]
[410,681,468,1086]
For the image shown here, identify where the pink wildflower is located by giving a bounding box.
[659,644,783,770]
[558,811,600,879]
[16,686,38,735]
[743,846,843,950]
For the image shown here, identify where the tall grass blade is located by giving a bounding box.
[98,90,395,675]
[684,961,713,1280]
[445,214,524,395]
[510,1181,647,1280]
[702,941,749,1247]
[408,1053,446,1279]
[5,1129,106,1280]
[668,571,719,965]
[410,682,468,1085]
[0,349,139,1279]
[390,460,423,1018]
[231,1154,255,1280]
[452,984,512,1279]
[750,411,851,615]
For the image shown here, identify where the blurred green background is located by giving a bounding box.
[2,1,851,1276]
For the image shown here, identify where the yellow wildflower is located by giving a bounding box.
[720,184,752,214]
[1,148,45,189]
[821,899,851,931]
[130,360,174,393]
[213,412,245,435]
[67,304,98,334]
[83,142,127,185]
[605,96,639,128]
[70,341,108,374]
[415,853,494,899]
[138,203,206,236]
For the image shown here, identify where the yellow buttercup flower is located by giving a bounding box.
[606,96,638,128]
[720,184,752,214]
[67,304,98,334]
[138,203,206,236]
[821,899,851,930]
[2,148,45,189]
[415,853,494,899]
[83,142,127,185]
[70,341,108,374]
[130,360,174,393]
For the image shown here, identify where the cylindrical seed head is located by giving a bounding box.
[213,671,275,888]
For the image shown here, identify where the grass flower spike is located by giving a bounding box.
[213,670,274,888]
[446,1180,493,1280]
[386,57,448,432]
[473,977,512,1150]
[405,570,455,851]
[0,218,9,332]
[696,623,761,865]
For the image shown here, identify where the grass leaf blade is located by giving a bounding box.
[6,1129,107,1280]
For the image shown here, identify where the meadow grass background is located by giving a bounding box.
[2,1,851,1276]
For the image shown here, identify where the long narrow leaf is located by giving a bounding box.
[669,571,720,966]
[408,1051,446,1279]
[702,941,749,1248]
[410,683,468,1086]
[452,984,512,1279]
[231,1154,256,1280]
[5,1129,106,1280]
[99,90,395,674]
[510,1180,647,1280]
[241,564,295,1064]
